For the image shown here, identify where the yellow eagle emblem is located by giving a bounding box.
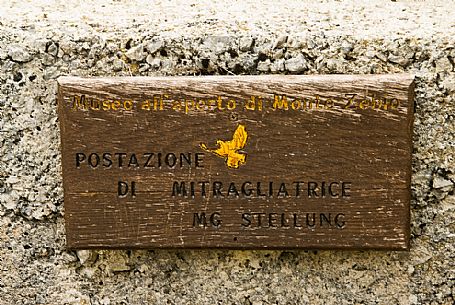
[200,124,248,169]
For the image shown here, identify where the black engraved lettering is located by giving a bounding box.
[254,213,266,227]
[269,213,278,227]
[241,213,251,227]
[212,181,224,198]
[294,213,302,228]
[256,182,266,197]
[157,152,162,168]
[306,213,316,228]
[227,182,239,197]
[241,182,253,197]
[335,213,346,228]
[88,153,100,168]
[128,153,139,167]
[277,182,289,198]
[193,212,207,227]
[102,153,112,168]
[172,181,187,197]
[293,181,304,197]
[281,213,290,227]
[210,212,221,227]
[342,182,351,197]
[180,153,191,167]
[320,213,332,226]
[308,182,318,198]
[329,182,339,197]
[165,153,176,168]
[190,181,195,198]
[199,181,209,197]
[143,153,155,168]
[195,153,204,168]
[115,153,127,167]
[75,153,86,168]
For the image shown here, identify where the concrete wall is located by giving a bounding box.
[0,1,454,304]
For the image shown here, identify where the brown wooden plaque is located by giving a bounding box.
[58,74,414,250]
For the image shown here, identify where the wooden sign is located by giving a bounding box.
[57,74,414,250]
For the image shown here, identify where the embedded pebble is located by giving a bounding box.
[125,44,145,61]
[7,45,32,62]
[239,36,254,52]
[285,54,308,72]
[433,176,453,190]
[257,59,271,72]
[147,40,164,54]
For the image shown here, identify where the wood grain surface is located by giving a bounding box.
[57,74,414,250]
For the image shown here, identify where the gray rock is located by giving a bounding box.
[8,45,32,62]
[341,41,353,53]
[146,55,161,68]
[388,54,409,67]
[239,53,256,71]
[125,44,145,61]
[270,58,285,72]
[61,252,78,263]
[112,58,125,71]
[375,52,388,62]
[433,176,453,190]
[46,42,59,57]
[161,58,174,70]
[76,250,99,266]
[76,250,91,265]
[365,49,377,59]
[0,46,7,59]
[138,63,150,72]
[239,36,254,52]
[147,39,164,54]
[257,59,271,72]
[203,36,231,55]
[43,66,61,80]
[273,35,287,49]
[285,54,307,72]
[441,74,455,93]
[272,48,284,60]
[435,56,453,73]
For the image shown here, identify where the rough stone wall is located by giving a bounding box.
[0,1,455,304]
